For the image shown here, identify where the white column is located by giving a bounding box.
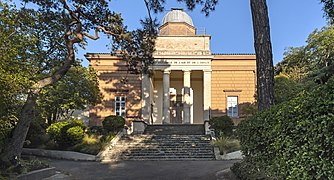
[162,70,171,124]
[141,73,151,123]
[203,70,212,121]
[183,70,191,124]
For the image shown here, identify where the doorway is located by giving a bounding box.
[170,94,183,124]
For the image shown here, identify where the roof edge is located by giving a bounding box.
[213,53,256,55]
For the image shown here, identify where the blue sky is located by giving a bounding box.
[73,1,327,66]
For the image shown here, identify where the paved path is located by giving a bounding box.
[47,159,239,180]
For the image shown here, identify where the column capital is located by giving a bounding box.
[183,69,191,73]
[203,69,212,72]
[162,69,171,74]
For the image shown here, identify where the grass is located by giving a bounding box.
[212,136,241,155]
[0,156,49,179]
[73,133,116,155]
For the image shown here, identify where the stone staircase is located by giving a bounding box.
[103,125,215,161]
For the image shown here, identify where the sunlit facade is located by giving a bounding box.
[86,8,256,126]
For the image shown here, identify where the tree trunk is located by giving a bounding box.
[0,33,78,166]
[250,0,275,111]
[0,92,38,166]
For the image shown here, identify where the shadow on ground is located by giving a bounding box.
[46,159,239,180]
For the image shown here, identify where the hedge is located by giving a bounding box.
[233,77,334,179]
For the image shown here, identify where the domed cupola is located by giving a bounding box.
[162,8,194,27]
[159,8,196,36]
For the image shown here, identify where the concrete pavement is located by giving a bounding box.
[46,159,239,180]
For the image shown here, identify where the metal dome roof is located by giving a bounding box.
[162,8,194,26]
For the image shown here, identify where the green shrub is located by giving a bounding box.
[73,134,102,155]
[231,157,270,180]
[46,119,86,148]
[46,121,70,143]
[209,116,234,137]
[64,126,84,146]
[87,126,104,135]
[213,136,240,155]
[235,77,334,179]
[102,115,125,133]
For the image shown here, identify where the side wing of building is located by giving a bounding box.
[86,53,142,126]
[211,54,256,123]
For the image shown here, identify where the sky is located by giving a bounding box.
[75,1,327,66]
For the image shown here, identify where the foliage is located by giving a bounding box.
[99,133,117,144]
[87,126,104,135]
[73,133,116,155]
[102,116,125,133]
[0,115,18,153]
[212,136,240,155]
[274,73,303,104]
[46,121,70,143]
[231,157,270,180]
[73,134,101,155]
[239,102,257,118]
[0,157,49,177]
[64,126,84,147]
[37,66,102,124]
[276,26,334,85]
[1,0,159,166]
[46,119,86,148]
[0,4,37,118]
[320,0,334,24]
[235,77,334,179]
[209,116,234,137]
[275,47,310,82]
[25,117,49,148]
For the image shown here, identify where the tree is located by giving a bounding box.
[275,47,311,82]
[0,0,156,166]
[276,26,334,84]
[38,66,102,124]
[0,4,37,118]
[320,0,334,24]
[249,0,274,111]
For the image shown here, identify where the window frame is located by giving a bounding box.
[115,96,126,117]
[227,96,239,118]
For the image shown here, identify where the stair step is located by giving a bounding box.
[102,124,215,161]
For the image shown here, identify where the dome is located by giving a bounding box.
[162,8,194,27]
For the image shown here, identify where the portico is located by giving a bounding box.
[141,57,212,124]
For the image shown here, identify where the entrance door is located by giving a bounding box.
[170,94,183,124]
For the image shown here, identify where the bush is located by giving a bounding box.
[231,157,270,180]
[46,121,70,143]
[64,126,84,146]
[213,136,240,155]
[46,119,86,148]
[87,126,104,135]
[73,134,101,155]
[102,115,125,133]
[209,116,234,137]
[235,77,334,179]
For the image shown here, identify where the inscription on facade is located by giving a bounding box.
[154,59,211,66]
[154,50,211,56]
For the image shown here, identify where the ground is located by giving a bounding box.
[46,159,239,180]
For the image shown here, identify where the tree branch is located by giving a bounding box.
[83,26,119,40]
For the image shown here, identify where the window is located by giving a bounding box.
[115,96,126,117]
[227,96,238,117]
